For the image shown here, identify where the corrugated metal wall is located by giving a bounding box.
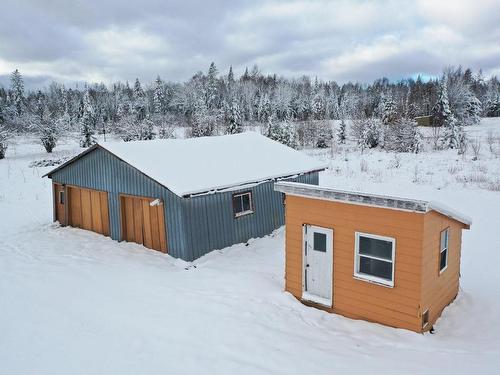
[50,146,319,261]
[182,172,318,261]
[50,147,187,259]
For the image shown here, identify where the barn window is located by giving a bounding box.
[354,232,395,287]
[232,191,253,217]
[439,228,449,273]
[59,190,65,205]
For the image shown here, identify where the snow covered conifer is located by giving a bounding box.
[190,96,214,137]
[153,76,165,115]
[32,101,59,153]
[133,78,146,121]
[316,121,332,148]
[380,96,398,125]
[226,98,242,134]
[337,119,346,144]
[79,90,96,148]
[433,79,454,128]
[206,62,219,110]
[433,80,463,149]
[10,69,24,116]
[384,118,422,153]
[464,91,481,126]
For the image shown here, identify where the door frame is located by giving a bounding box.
[302,223,334,307]
[119,193,168,253]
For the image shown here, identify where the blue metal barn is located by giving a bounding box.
[44,132,325,261]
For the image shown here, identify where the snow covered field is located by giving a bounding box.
[1,119,500,374]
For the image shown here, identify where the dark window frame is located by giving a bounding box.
[232,191,254,218]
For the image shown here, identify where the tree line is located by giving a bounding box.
[0,63,499,159]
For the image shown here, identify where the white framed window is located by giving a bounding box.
[439,228,449,274]
[232,191,253,218]
[354,232,395,287]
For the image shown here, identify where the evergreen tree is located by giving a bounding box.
[191,96,214,137]
[153,76,165,115]
[133,78,146,120]
[226,98,242,134]
[316,121,332,148]
[79,90,96,148]
[227,66,235,90]
[464,91,482,126]
[10,69,24,116]
[265,117,298,149]
[384,118,422,153]
[380,96,398,125]
[433,80,463,149]
[337,119,346,144]
[206,62,219,110]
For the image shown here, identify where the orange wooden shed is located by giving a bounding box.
[274,182,471,333]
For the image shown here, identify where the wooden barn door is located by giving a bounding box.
[120,195,167,253]
[66,186,110,237]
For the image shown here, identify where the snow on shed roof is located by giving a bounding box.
[275,182,472,227]
[47,132,327,197]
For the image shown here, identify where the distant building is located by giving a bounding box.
[415,115,435,127]
[44,132,326,261]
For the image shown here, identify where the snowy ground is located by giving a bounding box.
[1,119,500,374]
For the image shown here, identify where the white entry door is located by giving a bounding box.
[302,225,333,307]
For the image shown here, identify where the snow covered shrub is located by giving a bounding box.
[316,121,333,148]
[380,96,399,125]
[296,121,317,147]
[384,118,422,153]
[0,125,11,159]
[117,116,156,142]
[352,118,381,149]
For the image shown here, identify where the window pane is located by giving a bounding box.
[359,236,393,260]
[440,249,448,270]
[233,195,243,214]
[242,194,251,212]
[59,191,65,204]
[313,232,327,252]
[440,230,448,250]
[359,256,393,280]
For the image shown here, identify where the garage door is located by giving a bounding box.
[120,195,167,253]
[66,186,110,237]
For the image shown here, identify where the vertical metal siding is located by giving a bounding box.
[182,172,319,261]
[51,147,187,259]
[50,145,319,262]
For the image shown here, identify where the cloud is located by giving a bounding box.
[0,0,498,88]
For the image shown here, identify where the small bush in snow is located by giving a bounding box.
[360,159,368,173]
[469,139,482,161]
[384,118,422,153]
[389,153,401,169]
[486,130,497,154]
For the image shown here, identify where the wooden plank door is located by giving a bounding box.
[67,186,110,237]
[120,195,167,253]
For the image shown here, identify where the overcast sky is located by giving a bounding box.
[1,0,499,88]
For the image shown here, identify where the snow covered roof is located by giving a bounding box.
[45,132,327,197]
[275,182,472,228]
